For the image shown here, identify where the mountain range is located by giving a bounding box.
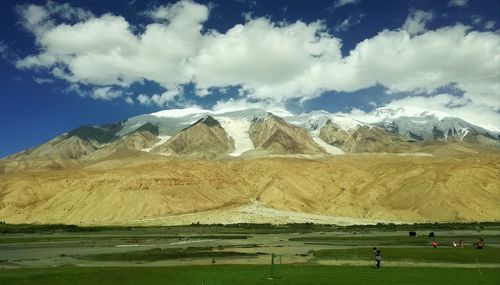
[4,106,499,161]
[1,106,499,225]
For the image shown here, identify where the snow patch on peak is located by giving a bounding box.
[369,106,449,121]
[141,135,170,152]
[215,116,254,156]
[289,111,364,133]
[151,107,211,118]
[312,137,344,155]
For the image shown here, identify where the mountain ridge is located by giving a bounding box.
[3,106,499,160]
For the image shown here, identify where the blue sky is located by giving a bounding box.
[0,0,499,158]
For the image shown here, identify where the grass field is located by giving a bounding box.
[1,223,499,284]
[291,234,500,246]
[312,247,500,264]
[0,265,498,285]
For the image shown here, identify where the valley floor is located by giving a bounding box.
[0,223,499,284]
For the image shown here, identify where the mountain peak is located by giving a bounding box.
[369,106,449,121]
[199,115,221,127]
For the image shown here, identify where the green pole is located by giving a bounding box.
[270,253,275,279]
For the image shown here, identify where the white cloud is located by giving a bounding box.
[402,10,434,35]
[124,97,134,104]
[448,0,468,7]
[333,0,360,9]
[0,42,19,63]
[334,13,365,32]
[13,0,500,128]
[17,0,208,89]
[0,42,10,61]
[91,87,122,100]
[213,98,292,116]
[136,87,182,106]
[471,15,483,25]
[484,21,495,30]
[33,77,55,84]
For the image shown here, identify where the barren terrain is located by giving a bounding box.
[1,151,499,225]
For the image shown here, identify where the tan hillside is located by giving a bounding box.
[249,114,325,154]
[0,152,499,225]
[151,116,234,159]
[88,131,159,160]
[319,120,414,153]
[7,135,98,160]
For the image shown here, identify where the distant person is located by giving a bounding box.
[374,249,382,270]
[459,240,464,247]
[476,238,485,249]
[431,241,439,248]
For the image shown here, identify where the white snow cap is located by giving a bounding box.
[151,107,211,118]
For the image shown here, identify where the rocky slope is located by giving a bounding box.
[0,154,498,225]
[249,114,325,154]
[7,135,97,160]
[319,120,415,153]
[151,116,235,159]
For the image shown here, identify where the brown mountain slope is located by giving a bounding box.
[319,120,416,153]
[7,135,97,160]
[0,153,498,225]
[87,131,160,160]
[151,116,234,159]
[249,114,325,154]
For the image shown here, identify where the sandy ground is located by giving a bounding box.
[126,201,395,226]
[1,153,499,225]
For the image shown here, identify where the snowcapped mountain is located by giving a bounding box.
[4,106,499,160]
[350,106,499,142]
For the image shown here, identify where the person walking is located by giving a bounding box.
[374,248,382,270]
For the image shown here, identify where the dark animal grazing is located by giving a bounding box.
[428,232,435,237]
[409,231,417,237]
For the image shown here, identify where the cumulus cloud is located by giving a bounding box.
[448,0,468,7]
[213,98,292,116]
[136,87,182,106]
[12,1,500,128]
[402,10,434,35]
[91,87,122,100]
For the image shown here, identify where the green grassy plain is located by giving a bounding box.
[1,223,499,284]
[312,247,500,264]
[0,265,498,285]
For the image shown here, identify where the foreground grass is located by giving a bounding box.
[312,247,500,264]
[0,265,498,285]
